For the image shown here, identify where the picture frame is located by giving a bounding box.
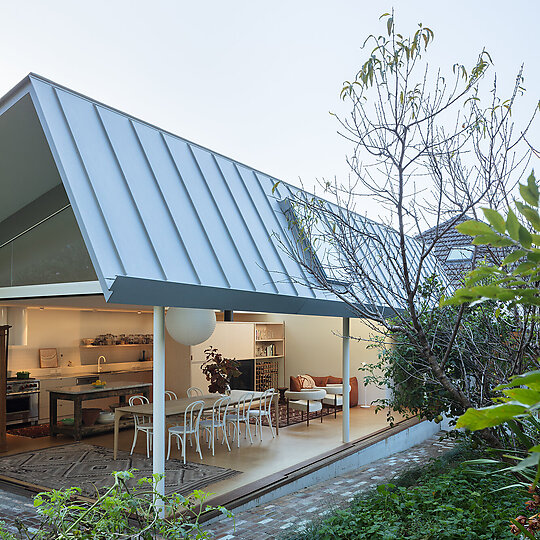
[39,348,58,368]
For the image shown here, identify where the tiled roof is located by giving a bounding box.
[417,215,510,287]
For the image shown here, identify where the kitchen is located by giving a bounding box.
[0,301,192,432]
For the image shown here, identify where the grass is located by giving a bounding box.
[282,444,526,540]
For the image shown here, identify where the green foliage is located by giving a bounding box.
[286,447,524,539]
[0,470,232,539]
[447,171,540,308]
[366,276,524,425]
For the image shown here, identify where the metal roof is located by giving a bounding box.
[0,74,444,317]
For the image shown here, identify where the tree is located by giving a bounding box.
[278,13,538,445]
[448,171,540,538]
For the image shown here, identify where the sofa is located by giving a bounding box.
[289,374,359,408]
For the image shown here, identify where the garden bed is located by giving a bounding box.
[285,444,526,540]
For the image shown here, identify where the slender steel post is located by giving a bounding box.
[342,317,350,443]
[153,306,166,516]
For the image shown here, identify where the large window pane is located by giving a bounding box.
[10,209,96,286]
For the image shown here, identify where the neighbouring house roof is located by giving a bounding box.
[417,215,511,288]
[0,74,446,317]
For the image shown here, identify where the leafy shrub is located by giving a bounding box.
[0,470,232,539]
[286,447,524,539]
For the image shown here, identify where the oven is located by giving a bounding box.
[6,378,40,425]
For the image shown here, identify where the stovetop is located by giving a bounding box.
[6,378,40,394]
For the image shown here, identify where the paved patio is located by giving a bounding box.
[204,432,457,539]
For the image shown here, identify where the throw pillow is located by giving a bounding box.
[290,376,302,392]
[298,374,316,389]
[310,375,328,387]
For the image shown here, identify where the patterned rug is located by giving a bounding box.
[0,444,240,498]
[249,403,342,428]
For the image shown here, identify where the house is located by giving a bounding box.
[0,73,447,508]
[416,215,511,288]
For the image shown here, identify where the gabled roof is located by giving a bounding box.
[0,74,445,317]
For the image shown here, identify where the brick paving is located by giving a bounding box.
[0,486,42,536]
[0,434,456,539]
[205,433,457,539]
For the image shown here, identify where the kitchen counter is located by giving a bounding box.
[48,381,152,395]
[10,361,153,380]
[48,381,152,440]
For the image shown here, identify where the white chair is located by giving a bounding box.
[248,388,275,441]
[225,392,255,446]
[187,386,203,397]
[165,390,177,400]
[129,395,153,458]
[285,389,326,426]
[199,396,231,455]
[320,384,349,418]
[167,400,205,463]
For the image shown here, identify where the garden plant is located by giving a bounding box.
[0,470,232,539]
[447,170,540,538]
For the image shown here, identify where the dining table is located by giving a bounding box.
[113,389,279,459]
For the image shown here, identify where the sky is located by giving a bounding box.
[1,1,538,221]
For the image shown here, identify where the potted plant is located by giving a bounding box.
[201,347,241,394]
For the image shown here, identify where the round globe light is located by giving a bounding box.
[165,307,216,346]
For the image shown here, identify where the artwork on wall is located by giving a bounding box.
[39,348,58,369]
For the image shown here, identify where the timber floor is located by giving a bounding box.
[1,406,405,501]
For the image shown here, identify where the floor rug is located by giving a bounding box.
[0,444,240,498]
[7,424,52,438]
[249,402,342,429]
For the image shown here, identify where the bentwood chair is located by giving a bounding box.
[129,395,153,457]
[165,390,178,400]
[199,396,231,455]
[248,388,276,441]
[187,386,203,397]
[167,400,205,463]
[225,392,255,446]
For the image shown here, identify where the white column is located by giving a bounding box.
[153,306,166,515]
[342,317,350,443]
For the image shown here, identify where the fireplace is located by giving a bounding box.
[230,359,254,391]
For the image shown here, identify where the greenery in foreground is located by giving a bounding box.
[0,470,232,539]
[285,445,525,540]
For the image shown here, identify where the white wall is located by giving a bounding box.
[230,313,388,406]
[7,308,153,375]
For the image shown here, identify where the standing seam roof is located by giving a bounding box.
[4,73,446,317]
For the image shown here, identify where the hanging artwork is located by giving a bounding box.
[39,348,58,369]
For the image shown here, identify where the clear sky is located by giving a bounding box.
[1,1,538,218]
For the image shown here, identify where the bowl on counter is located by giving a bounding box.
[96,411,115,424]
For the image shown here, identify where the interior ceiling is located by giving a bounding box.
[0,295,264,314]
[0,295,152,312]
[0,93,62,223]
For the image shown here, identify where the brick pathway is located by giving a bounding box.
[0,434,455,539]
[0,485,42,536]
[205,433,456,539]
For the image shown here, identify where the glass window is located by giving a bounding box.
[447,246,474,262]
[0,208,97,287]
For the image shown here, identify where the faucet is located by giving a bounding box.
[97,355,107,374]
